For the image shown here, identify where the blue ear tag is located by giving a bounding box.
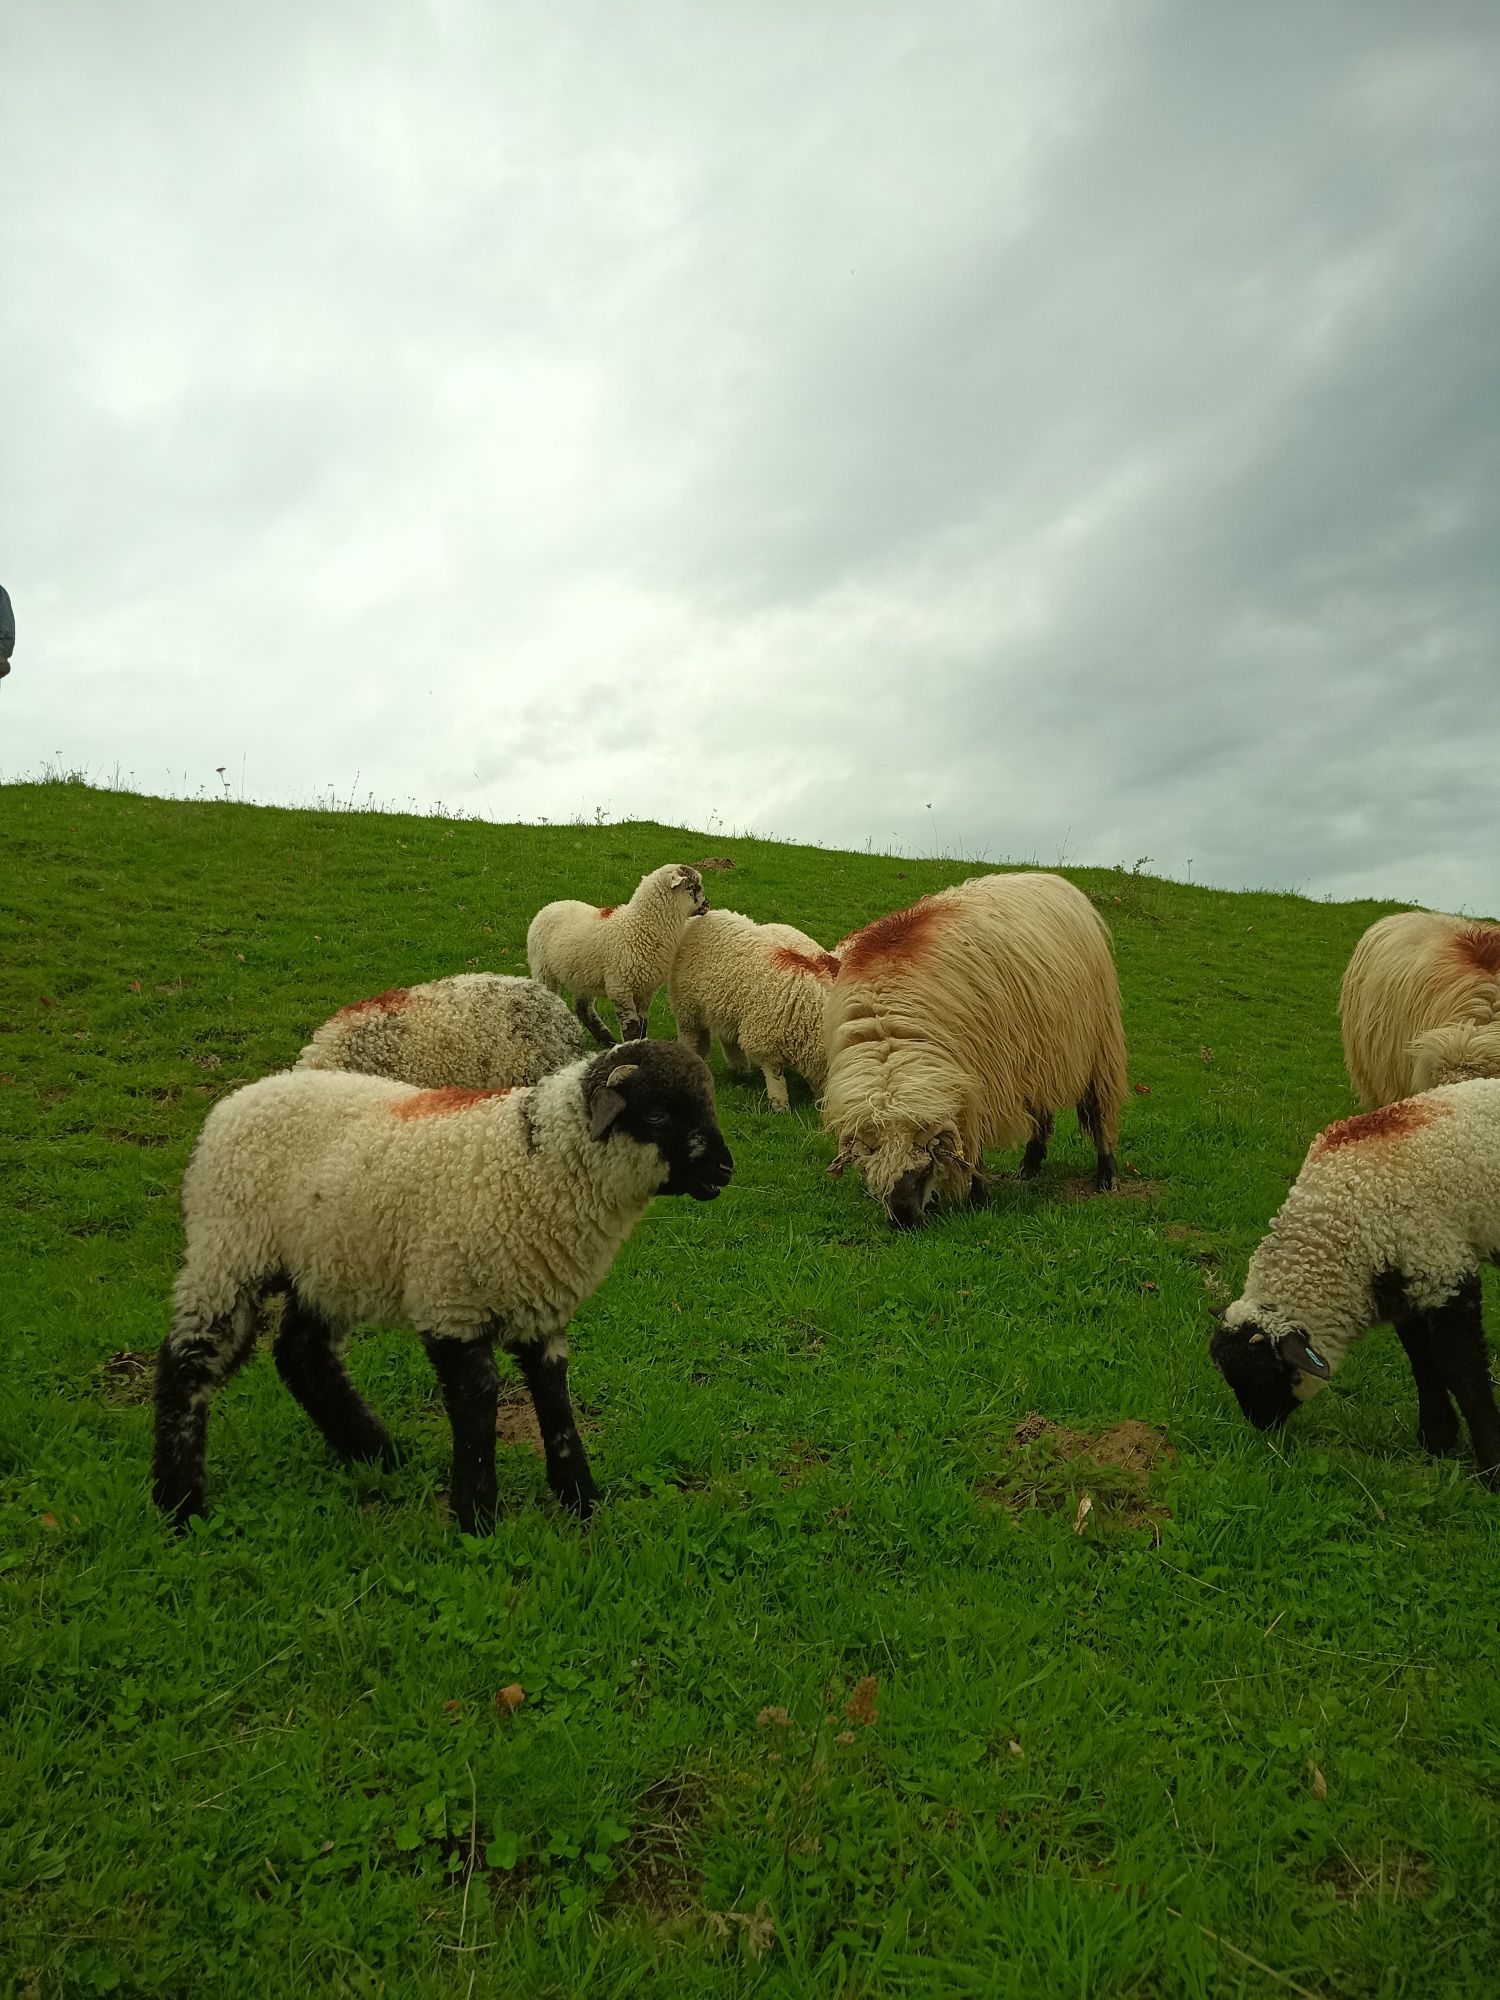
[1302,1343,1330,1377]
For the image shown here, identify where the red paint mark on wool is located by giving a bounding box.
[392,1087,512,1120]
[1314,1096,1448,1154]
[1455,924,1500,976]
[596,906,617,919]
[770,945,841,979]
[837,897,951,976]
[336,986,410,1019]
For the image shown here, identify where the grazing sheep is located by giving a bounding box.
[822,871,1127,1227]
[527,864,710,1046]
[1210,1078,1500,1483]
[669,909,840,1111]
[1340,909,1500,1108]
[295,972,588,1090]
[152,1042,734,1534]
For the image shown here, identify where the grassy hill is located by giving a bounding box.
[3,781,1498,1998]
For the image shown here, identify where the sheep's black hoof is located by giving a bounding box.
[1418,1424,1461,1458]
[1094,1155,1119,1193]
[557,1478,600,1519]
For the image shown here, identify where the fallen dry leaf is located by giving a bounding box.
[1073,1494,1095,1535]
[1310,1763,1328,1800]
[843,1677,878,1729]
[40,1512,59,1531]
[1132,1082,1152,1095]
[1006,1739,1024,1758]
[705,1905,776,1960]
[495,1683,525,1713]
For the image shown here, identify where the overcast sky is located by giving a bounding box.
[2,1,1496,910]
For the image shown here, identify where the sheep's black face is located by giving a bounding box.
[886,1165,934,1230]
[1210,1316,1330,1431]
[585,1043,733,1201]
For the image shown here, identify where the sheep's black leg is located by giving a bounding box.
[153,1295,260,1525]
[619,1012,649,1042]
[1427,1278,1500,1486]
[1077,1084,1118,1193]
[1017,1107,1053,1180]
[577,998,617,1048]
[1391,1308,1461,1457]
[274,1291,398,1468]
[422,1333,501,1533]
[513,1336,599,1518]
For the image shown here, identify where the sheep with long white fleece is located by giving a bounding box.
[296,972,589,1089]
[669,909,840,1112]
[527,864,709,1046]
[822,871,1127,1228]
[1210,1078,1500,1483]
[1339,909,1500,1108]
[152,1042,733,1534]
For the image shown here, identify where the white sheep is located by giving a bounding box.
[526,864,709,1046]
[822,871,1127,1227]
[1339,909,1500,1108]
[152,1042,734,1533]
[669,909,839,1112]
[294,971,589,1090]
[1210,1077,1500,1483]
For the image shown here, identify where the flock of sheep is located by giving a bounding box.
[151,862,1500,1535]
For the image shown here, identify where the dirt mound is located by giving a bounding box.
[985,1413,1174,1530]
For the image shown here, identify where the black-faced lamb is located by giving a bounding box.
[295,971,589,1089]
[821,871,1127,1227]
[153,1042,734,1534]
[1210,1078,1500,1484]
[669,908,840,1111]
[526,864,709,1046]
[1339,909,1500,1108]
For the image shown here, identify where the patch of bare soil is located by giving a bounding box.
[95,1349,155,1405]
[985,1413,1175,1530]
[1056,1175,1165,1203]
[605,1773,710,1926]
[1315,1849,1434,1905]
[495,1390,598,1455]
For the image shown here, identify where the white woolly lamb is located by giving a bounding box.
[1339,909,1500,1108]
[822,871,1127,1227]
[152,1042,733,1533]
[527,864,710,1046]
[669,909,840,1111]
[295,972,589,1089]
[1211,1078,1500,1483]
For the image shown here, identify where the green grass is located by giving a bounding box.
[4,781,1499,1998]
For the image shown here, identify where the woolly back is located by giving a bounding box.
[823,871,1125,1165]
[1340,910,1500,1107]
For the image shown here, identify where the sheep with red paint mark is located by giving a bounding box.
[152,1043,733,1534]
[526,864,709,1046]
[821,871,1127,1227]
[295,971,588,1090]
[668,909,840,1112]
[1339,909,1500,1108]
[1211,1077,1500,1483]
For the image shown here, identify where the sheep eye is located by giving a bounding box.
[646,1107,671,1129]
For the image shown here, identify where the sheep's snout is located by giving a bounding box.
[886,1166,932,1230]
[674,1131,734,1201]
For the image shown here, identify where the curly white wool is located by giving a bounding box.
[821,870,1127,1218]
[1223,1078,1500,1392]
[669,909,839,1111]
[526,864,708,1043]
[173,1060,666,1346]
[295,972,589,1090]
[1339,910,1500,1108]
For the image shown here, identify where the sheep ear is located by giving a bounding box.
[589,1088,628,1141]
[1277,1331,1330,1378]
[605,1064,639,1088]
